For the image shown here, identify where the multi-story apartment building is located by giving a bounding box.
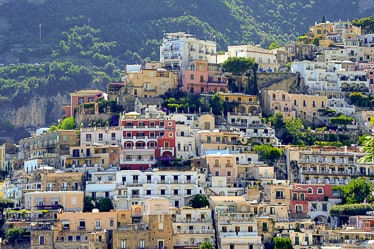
[86,169,205,209]
[222,45,279,72]
[181,60,228,94]
[337,69,369,91]
[39,170,85,192]
[123,65,178,98]
[34,210,117,249]
[114,199,174,249]
[210,196,262,249]
[219,92,260,115]
[24,191,84,220]
[160,32,217,71]
[19,130,78,168]
[80,126,123,147]
[64,144,120,168]
[171,206,215,249]
[290,184,341,222]
[62,89,104,117]
[287,146,372,185]
[263,89,328,123]
[120,109,176,170]
[170,114,197,161]
[204,151,238,186]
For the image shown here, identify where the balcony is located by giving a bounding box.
[118,223,149,231]
[77,226,86,231]
[176,229,214,234]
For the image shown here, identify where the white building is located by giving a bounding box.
[171,206,215,248]
[220,44,279,72]
[160,32,217,70]
[86,169,205,209]
[80,126,123,147]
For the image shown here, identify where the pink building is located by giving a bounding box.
[181,60,228,94]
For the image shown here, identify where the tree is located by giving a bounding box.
[253,144,282,163]
[274,237,293,249]
[321,16,326,23]
[283,118,304,145]
[269,42,280,50]
[83,196,96,212]
[6,228,26,245]
[359,135,374,163]
[60,116,75,130]
[312,36,320,46]
[99,198,114,212]
[199,242,214,249]
[189,194,209,208]
[211,93,224,115]
[336,177,373,204]
[352,16,374,34]
[223,57,254,93]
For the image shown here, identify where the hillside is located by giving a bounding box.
[0,0,373,65]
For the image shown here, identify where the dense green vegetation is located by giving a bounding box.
[0,0,372,65]
[266,112,355,146]
[334,178,373,204]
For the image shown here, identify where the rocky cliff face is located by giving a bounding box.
[1,94,67,128]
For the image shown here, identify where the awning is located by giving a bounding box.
[36,197,44,201]
[62,220,70,224]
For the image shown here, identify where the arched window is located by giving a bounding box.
[317,187,324,194]
[307,187,313,194]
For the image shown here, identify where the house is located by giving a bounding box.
[171,206,215,249]
[160,32,217,70]
[120,108,176,170]
[19,130,78,169]
[221,45,279,72]
[62,89,105,117]
[134,97,164,115]
[80,126,123,147]
[181,60,228,94]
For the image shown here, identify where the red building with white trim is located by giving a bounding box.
[120,110,176,170]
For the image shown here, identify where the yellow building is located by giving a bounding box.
[219,92,260,115]
[123,67,178,98]
[263,89,328,122]
[39,170,85,192]
[64,144,120,168]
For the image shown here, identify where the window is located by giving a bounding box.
[86,134,92,141]
[140,240,145,249]
[307,188,313,194]
[98,133,103,141]
[222,226,227,232]
[216,136,221,142]
[300,193,305,201]
[227,171,231,176]
[161,189,166,195]
[293,193,298,200]
[111,133,116,140]
[317,187,324,194]
[303,100,307,107]
[78,97,84,104]
[68,236,73,241]
[76,235,81,241]
[187,189,192,195]
[270,207,275,214]
[121,240,127,249]
[110,220,114,226]
[146,190,151,195]
[276,191,284,199]
[262,222,268,231]
[174,189,178,195]
[95,220,101,229]
[322,203,328,211]
[39,236,45,245]
[190,74,195,80]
